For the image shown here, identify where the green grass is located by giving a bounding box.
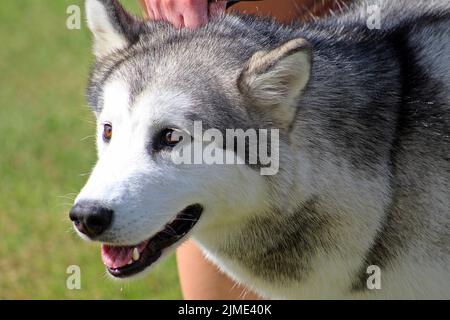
[0,0,182,299]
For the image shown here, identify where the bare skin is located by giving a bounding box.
[142,0,344,27]
[142,0,225,28]
[177,240,260,299]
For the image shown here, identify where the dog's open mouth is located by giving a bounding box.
[101,204,203,278]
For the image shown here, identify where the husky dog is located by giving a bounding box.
[70,0,450,299]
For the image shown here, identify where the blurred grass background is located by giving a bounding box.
[0,0,182,299]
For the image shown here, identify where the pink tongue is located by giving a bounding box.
[101,245,133,269]
[101,241,149,269]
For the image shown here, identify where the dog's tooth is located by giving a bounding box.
[128,260,133,265]
[132,248,140,261]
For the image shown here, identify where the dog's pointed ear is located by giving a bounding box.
[86,0,144,58]
[238,38,312,125]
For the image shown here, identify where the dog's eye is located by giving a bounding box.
[103,124,112,142]
[160,129,183,147]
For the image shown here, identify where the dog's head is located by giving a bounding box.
[70,0,312,278]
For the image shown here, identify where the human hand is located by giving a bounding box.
[142,0,226,28]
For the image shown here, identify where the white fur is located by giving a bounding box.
[86,0,128,57]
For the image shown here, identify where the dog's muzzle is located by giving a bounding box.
[100,204,203,278]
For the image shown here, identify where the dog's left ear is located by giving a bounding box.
[238,38,312,125]
[86,0,144,58]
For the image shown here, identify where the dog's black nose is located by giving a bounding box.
[69,202,113,238]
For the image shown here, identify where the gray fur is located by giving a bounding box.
[84,0,449,298]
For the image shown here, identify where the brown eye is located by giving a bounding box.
[159,129,183,148]
[103,124,112,142]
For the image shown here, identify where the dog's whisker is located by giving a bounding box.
[79,172,91,177]
[240,288,252,300]
[173,218,198,222]
[57,195,76,200]
[161,229,177,237]
[80,135,96,142]
[52,203,74,211]
[179,212,199,218]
